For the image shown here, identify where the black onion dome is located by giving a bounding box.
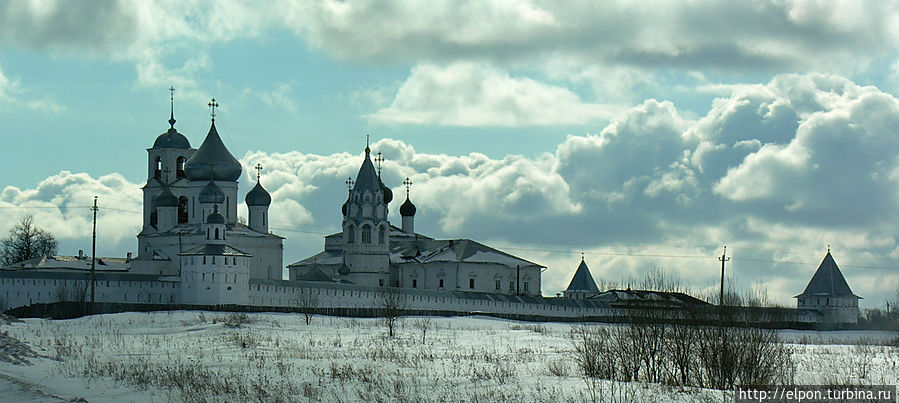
[155,186,179,207]
[184,122,242,181]
[245,181,272,206]
[152,127,191,149]
[380,179,393,204]
[206,211,225,225]
[400,196,416,216]
[198,180,225,204]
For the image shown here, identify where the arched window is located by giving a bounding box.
[150,211,158,227]
[206,228,210,240]
[347,225,355,244]
[176,157,186,178]
[214,228,220,240]
[362,224,372,244]
[378,225,386,244]
[177,197,188,224]
[154,157,162,179]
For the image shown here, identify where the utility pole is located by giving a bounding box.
[90,196,98,306]
[718,246,729,306]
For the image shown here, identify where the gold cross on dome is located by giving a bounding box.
[374,151,385,176]
[403,177,413,193]
[208,98,219,120]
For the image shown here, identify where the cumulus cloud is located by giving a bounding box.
[369,63,622,126]
[0,171,143,256]
[3,1,898,107]
[231,73,899,306]
[9,72,899,306]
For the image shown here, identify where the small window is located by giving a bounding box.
[154,157,162,179]
[439,279,444,288]
[509,281,514,292]
[469,278,474,289]
[524,282,529,292]
[412,279,417,288]
[176,157,186,178]
[379,279,384,287]
[347,225,355,244]
[495,280,500,291]
[215,228,220,240]
[378,225,386,244]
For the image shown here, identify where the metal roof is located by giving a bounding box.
[564,258,599,292]
[795,252,859,298]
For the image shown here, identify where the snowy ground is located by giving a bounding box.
[0,311,897,402]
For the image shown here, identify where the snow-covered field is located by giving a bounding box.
[0,311,897,402]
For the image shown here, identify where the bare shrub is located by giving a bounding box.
[510,323,548,334]
[413,317,432,343]
[378,289,407,338]
[546,357,570,377]
[569,325,616,379]
[221,313,253,328]
[850,340,876,380]
[296,292,318,325]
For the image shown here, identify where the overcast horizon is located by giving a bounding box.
[2,1,899,308]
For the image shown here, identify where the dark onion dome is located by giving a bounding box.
[155,186,179,207]
[380,179,393,204]
[341,199,349,216]
[206,209,225,225]
[184,122,242,181]
[198,179,225,204]
[153,127,191,149]
[245,181,272,207]
[400,195,416,216]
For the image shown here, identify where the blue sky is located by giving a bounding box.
[2,0,899,308]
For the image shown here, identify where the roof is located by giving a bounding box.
[795,252,860,298]
[152,127,191,149]
[245,181,272,206]
[564,258,599,293]
[179,244,252,257]
[352,148,380,197]
[295,267,335,282]
[2,255,131,271]
[156,186,179,207]
[288,232,542,269]
[400,195,416,216]
[184,121,242,181]
[596,289,711,307]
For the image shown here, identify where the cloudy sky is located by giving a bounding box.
[2,0,899,308]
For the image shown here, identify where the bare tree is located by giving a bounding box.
[1,215,58,266]
[377,289,407,338]
[413,317,432,343]
[296,292,319,325]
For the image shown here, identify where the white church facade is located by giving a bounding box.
[286,144,543,296]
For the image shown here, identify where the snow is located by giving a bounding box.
[0,311,896,401]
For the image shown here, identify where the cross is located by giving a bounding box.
[345,177,355,191]
[827,244,830,253]
[254,163,263,181]
[374,151,385,176]
[168,86,176,128]
[208,98,219,120]
[403,177,413,194]
[162,167,171,183]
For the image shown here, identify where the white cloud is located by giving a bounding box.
[8,72,899,306]
[369,63,622,126]
[0,171,143,255]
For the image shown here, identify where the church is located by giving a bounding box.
[287,141,544,296]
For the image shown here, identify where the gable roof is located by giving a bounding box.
[565,258,599,293]
[795,252,859,298]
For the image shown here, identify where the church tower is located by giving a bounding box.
[183,99,242,225]
[341,139,392,286]
[245,164,272,234]
[142,87,194,230]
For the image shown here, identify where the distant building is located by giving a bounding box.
[794,251,861,324]
[287,143,544,295]
[562,257,600,299]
